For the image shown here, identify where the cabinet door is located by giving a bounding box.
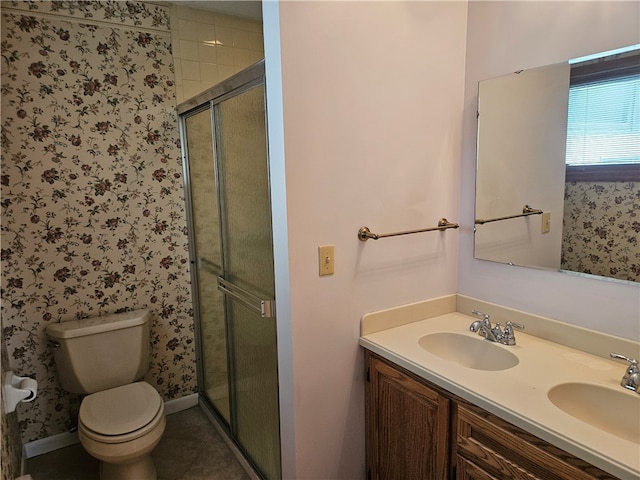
[366,352,450,480]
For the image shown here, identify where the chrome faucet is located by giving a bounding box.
[469,310,491,332]
[610,353,640,393]
[469,310,524,346]
[475,323,500,342]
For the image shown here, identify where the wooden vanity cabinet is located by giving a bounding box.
[366,352,451,480]
[365,351,618,480]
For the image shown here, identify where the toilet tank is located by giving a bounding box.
[46,309,151,394]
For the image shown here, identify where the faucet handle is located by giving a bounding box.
[471,310,491,324]
[502,321,524,346]
[610,353,640,392]
[610,353,639,370]
[504,321,524,332]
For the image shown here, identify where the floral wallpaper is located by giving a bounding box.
[1,0,196,446]
[562,181,640,282]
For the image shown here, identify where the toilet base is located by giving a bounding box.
[79,405,165,480]
[78,384,165,480]
[100,455,156,480]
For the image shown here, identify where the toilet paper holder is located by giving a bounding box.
[3,371,37,413]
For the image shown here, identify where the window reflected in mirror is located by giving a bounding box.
[562,45,640,281]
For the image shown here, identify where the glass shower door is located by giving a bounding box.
[215,84,281,480]
[183,108,230,423]
[181,61,280,479]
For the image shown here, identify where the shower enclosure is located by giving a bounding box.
[178,61,281,479]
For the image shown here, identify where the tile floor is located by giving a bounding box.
[26,406,251,480]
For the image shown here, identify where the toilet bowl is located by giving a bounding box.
[46,310,165,479]
[78,382,165,480]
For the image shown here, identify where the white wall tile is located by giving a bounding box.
[248,31,264,52]
[200,63,219,83]
[170,4,263,103]
[198,43,217,64]
[248,49,263,64]
[173,59,183,85]
[174,84,184,104]
[196,22,216,43]
[216,25,234,47]
[183,80,203,99]
[218,64,238,80]
[232,29,250,49]
[179,39,199,61]
[233,48,252,67]
[233,17,260,33]
[212,13,234,27]
[171,35,181,57]
[216,46,235,66]
[181,59,201,81]
[176,6,202,22]
[201,81,217,91]
[178,18,198,40]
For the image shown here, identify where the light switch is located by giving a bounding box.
[541,212,551,234]
[318,245,334,276]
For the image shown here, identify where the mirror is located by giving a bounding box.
[475,45,640,284]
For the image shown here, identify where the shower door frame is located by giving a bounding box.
[178,60,279,479]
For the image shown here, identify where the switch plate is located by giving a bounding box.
[541,212,551,234]
[318,245,334,276]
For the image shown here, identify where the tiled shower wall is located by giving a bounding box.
[169,5,263,103]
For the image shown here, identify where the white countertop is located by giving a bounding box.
[360,310,640,479]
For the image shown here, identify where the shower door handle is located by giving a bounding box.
[217,277,275,318]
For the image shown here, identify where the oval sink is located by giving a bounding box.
[418,332,519,371]
[548,382,640,444]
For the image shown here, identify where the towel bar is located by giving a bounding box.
[358,218,459,241]
[475,205,542,225]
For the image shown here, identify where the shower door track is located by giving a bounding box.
[177,60,265,116]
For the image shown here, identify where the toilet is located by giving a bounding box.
[46,309,165,480]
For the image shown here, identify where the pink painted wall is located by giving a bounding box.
[267,2,468,477]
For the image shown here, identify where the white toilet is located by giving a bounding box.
[46,309,165,480]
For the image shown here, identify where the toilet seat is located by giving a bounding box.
[79,382,163,444]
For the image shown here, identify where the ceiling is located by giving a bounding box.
[170,1,263,20]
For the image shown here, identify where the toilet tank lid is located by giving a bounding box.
[46,309,151,339]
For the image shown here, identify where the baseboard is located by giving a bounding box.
[164,392,199,415]
[23,430,79,459]
[23,392,200,459]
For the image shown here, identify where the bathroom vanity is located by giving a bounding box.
[360,296,640,480]
[366,352,617,479]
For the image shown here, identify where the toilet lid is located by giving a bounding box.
[79,382,162,436]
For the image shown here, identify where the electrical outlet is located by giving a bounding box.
[541,212,551,234]
[318,245,334,276]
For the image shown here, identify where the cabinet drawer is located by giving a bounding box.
[456,455,500,480]
[456,404,617,480]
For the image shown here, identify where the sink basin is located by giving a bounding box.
[418,332,519,371]
[548,382,640,444]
